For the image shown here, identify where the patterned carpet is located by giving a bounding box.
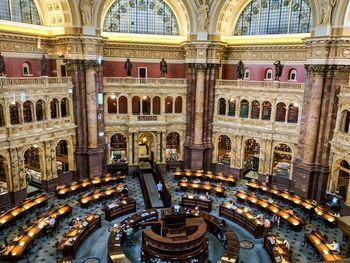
[0,171,346,263]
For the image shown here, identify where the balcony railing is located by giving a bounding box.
[104,77,186,86]
[137,115,158,121]
[216,79,304,90]
[0,77,72,87]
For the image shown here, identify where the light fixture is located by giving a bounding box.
[229,98,235,102]
[142,96,147,100]
[142,137,147,142]
[293,103,299,107]
[111,95,116,100]
[33,144,38,148]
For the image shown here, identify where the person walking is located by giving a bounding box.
[156,181,163,199]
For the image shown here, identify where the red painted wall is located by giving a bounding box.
[222,64,306,83]
[3,57,56,77]
[103,61,186,78]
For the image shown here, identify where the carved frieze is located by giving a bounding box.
[305,64,350,77]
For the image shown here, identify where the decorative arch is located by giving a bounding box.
[60,97,69,117]
[110,133,127,163]
[22,144,45,186]
[23,100,34,123]
[0,154,10,194]
[243,138,260,173]
[0,105,5,127]
[95,0,194,36]
[35,99,45,121]
[218,135,231,165]
[107,96,118,113]
[272,143,293,178]
[153,96,161,115]
[166,132,180,161]
[218,98,226,115]
[340,110,350,133]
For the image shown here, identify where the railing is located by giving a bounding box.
[104,77,186,85]
[0,77,72,87]
[137,115,158,121]
[216,79,304,90]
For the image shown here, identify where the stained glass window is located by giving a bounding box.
[234,0,312,35]
[104,0,179,35]
[0,0,41,25]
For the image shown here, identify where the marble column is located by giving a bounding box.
[293,65,350,200]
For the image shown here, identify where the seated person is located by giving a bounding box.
[243,207,252,213]
[264,218,271,229]
[181,177,188,182]
[48,216,56,226]
[286,207,294,214]
[311,199,317,206]
[283,239,290,251]
[268,197,274,204]
[256,213,264,220]
[124,226,134,240]
[193,178,201,184]
[330,240,341,254]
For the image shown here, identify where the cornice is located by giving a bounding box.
[305,64,350,77]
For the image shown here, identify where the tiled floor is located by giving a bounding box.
[0,171,346,263]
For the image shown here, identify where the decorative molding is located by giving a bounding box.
[305,64,350,77]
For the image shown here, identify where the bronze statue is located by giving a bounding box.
[274,60,283,81]
[40,55,48,76]
[237,60,244,79]
[160,58,167,77]
[0,52,5,76]
[124,58,132,77]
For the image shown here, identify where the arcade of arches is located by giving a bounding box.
[1,0,350,261]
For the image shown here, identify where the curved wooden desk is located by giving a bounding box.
[142,217,208,262]
[57,214,101,260]
[178,181,225,195]
[0,193,48,230]
[235,191,305,231]
[247,181,337,226]
[306,230,342,261]
[55,174,125,197]
[219,204,265,238]
[0,204,72,261]
[181,194,212,212]
[79,184,123,207]
[264,234,292,263]
[173,170,236,185]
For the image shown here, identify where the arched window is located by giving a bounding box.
[244,139,260,172]
[0,0,41,25]
[22,62,30,75]
[228,99,236,116]
[23,100,33,122]
[142,96,151,115]
[218,135,231,165]
[107,96,118,114]
[338,160,350,202]
[35,100,45,121]
[265,68,273,80]
[340,110,350,133]
[175,97,182,113]
[244,68,250,79]
[153,96,161,115]
[119,96,128,114]
[262,101,272,120]
[132,97,140,115]
[287,103,299,123]
[50,99,59,119]
[234,0,312,36]
[218,98,226,115]
[240,100,249,118]
[272,144,293,178]
[251,100,260,119]
[165,96,173,113]
[276,102,287,122]
[0,105,4,127]
[9,102,21,125]
[103,0,179,35]
[289,69,297,81]
[60,98,69,117]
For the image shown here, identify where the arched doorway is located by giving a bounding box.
[243,139,260,175]
[110,133,127,163]
[337,160,350,202]
[139,132,154,163]
[218,135,231,165]
[24,146,43,192]
[272,144,293,178]
[166,132,180,161]
[56,140,69,174]
[0,155,9,195]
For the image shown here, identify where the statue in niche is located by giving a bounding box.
[160,58,167,77]
[0,52,6,76]
[40,55,48,76]
[274,60,284,81]
[320,0,337,25]
[236,60,244,80]
[198,0,209,31]
[124,58,132,77]
[80,0,93,25]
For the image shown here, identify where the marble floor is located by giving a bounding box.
[0,170,346,263]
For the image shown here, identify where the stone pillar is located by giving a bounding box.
[293,65,350,200]
[65,59,105,179]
